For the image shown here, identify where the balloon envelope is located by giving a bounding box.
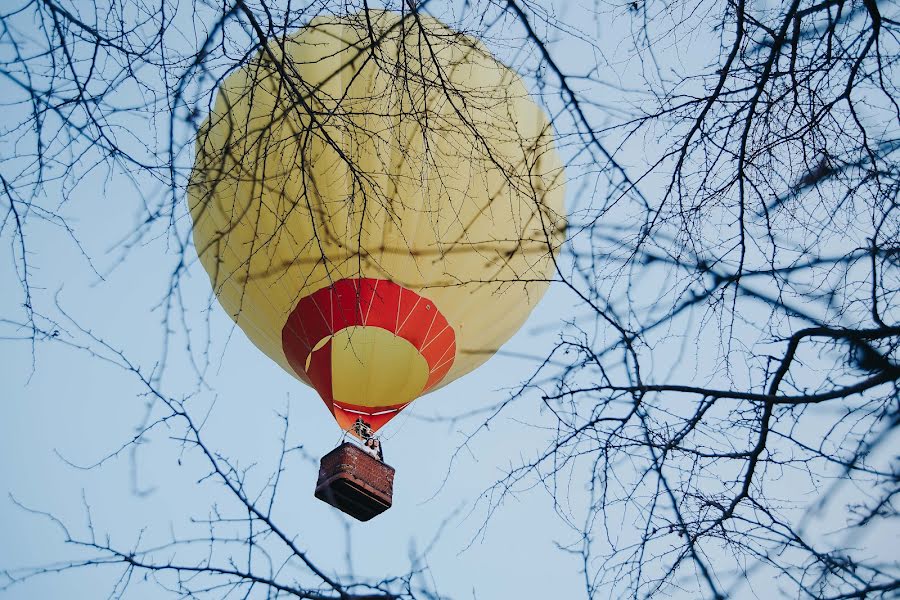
[189,10,565,432]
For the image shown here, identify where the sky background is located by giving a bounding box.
[2,0,896,598]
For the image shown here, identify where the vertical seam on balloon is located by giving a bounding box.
[288,311,312,353]
[354,279,365,323]
[309,295,332,335]
[395,286,403,333]
[327,287,335,333]
[364,278,379,325]
[421,307,439,347]
[429,346,455,372]
[382,26,406,284]
[420,322,451,351]
[396,295,422,336]
[429,342,455,373]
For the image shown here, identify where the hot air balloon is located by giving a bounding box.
[188,9,565,519]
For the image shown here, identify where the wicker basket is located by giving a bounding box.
[314,442,395,521]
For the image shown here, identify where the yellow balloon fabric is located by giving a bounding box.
[188,10,566,432]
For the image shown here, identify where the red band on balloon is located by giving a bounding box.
[281,278,456,430]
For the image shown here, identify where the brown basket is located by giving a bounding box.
[314,442,395,521]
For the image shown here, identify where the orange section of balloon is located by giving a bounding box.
[282,278,456,430]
